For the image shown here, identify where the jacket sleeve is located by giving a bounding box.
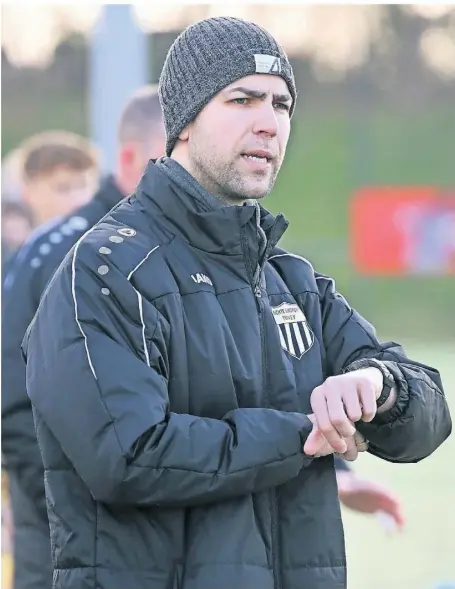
[1,251,50,520]
[317,274,452,464]
[23,243,314,508]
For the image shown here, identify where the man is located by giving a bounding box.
[19,130,99,227]
[23,18,451,589]
[1,85,165,589]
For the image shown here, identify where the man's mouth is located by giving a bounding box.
[241,150,273,164]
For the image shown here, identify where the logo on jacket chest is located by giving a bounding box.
[191,273,213,286]
[271,302,315,359]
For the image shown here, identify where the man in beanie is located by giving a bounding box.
[23,17,451,589]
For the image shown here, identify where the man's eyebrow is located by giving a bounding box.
[226,86,292,103]
[273,93,292,103]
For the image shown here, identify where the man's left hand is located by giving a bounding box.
[304,368,383,455]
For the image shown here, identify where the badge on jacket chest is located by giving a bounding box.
[271,302,314,359]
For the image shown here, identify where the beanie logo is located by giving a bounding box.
[254,54,282,75]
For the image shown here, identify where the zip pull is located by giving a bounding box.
[254,285,262,298]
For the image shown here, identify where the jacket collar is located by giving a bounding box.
[136,160,288,256]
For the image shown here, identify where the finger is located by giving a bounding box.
[376,511,399,533]
[303,423,324,455]
[342,388,363,423]
[342,436,359,462]
[390,505,406,529]
[311,389,347,453]
[354,431,369,452]
[354,430,365,442]
[377,503,406,531]
[358,380,377,422]
[305,422,336,457]
[376,493,405,527]
[381,501,403,524]
[356,442,369,453]
[325,390,356,439]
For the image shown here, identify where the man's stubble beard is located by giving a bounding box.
[190,144,278,205]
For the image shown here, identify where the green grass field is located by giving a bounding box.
[266,111,455,343]
[343,343,455,589]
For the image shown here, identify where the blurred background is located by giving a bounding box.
[1,4,454,589]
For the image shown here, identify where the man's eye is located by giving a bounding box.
[274,102,290,111]
[232,98,249,105]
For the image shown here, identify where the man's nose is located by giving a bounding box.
[252,103,278,138]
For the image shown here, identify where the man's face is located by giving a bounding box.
[184,74,292,204]
[23,166,98,224]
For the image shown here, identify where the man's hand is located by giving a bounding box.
[336,471,405,531]
[306,368,383,454]
[304,414,368,461]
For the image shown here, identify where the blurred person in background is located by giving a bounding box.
[22,18,450,589]
[1,147,28,275]
[19,130,99,228]
[1,84,165,589]
[1,200,35,272]
[334,457,405,531]
[1,148,25,204]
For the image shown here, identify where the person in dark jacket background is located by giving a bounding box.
[23,17,451,589]
[1,200,35,258]
[1,200,35,281]
[1,84,165,589]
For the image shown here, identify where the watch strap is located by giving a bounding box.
[342,358,395,408]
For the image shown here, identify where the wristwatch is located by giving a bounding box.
[342,358,395,408]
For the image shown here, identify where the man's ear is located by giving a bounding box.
[178,125,190,141]
[119,142,137,169]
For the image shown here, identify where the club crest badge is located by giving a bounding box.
[271,302,314,359]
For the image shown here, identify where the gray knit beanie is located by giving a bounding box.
[158,17,297,156]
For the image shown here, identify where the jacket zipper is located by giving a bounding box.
[242,214,283,589]
[253,260,282,589]
[255,287,281,589]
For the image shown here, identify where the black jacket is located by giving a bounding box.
[23,162,451,589]
[1,176,123,589]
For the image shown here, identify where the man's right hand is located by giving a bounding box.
[304,414,368,462]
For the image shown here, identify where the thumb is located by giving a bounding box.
[304,422,324,455]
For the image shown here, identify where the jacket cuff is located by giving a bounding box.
[371,361,410,424]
